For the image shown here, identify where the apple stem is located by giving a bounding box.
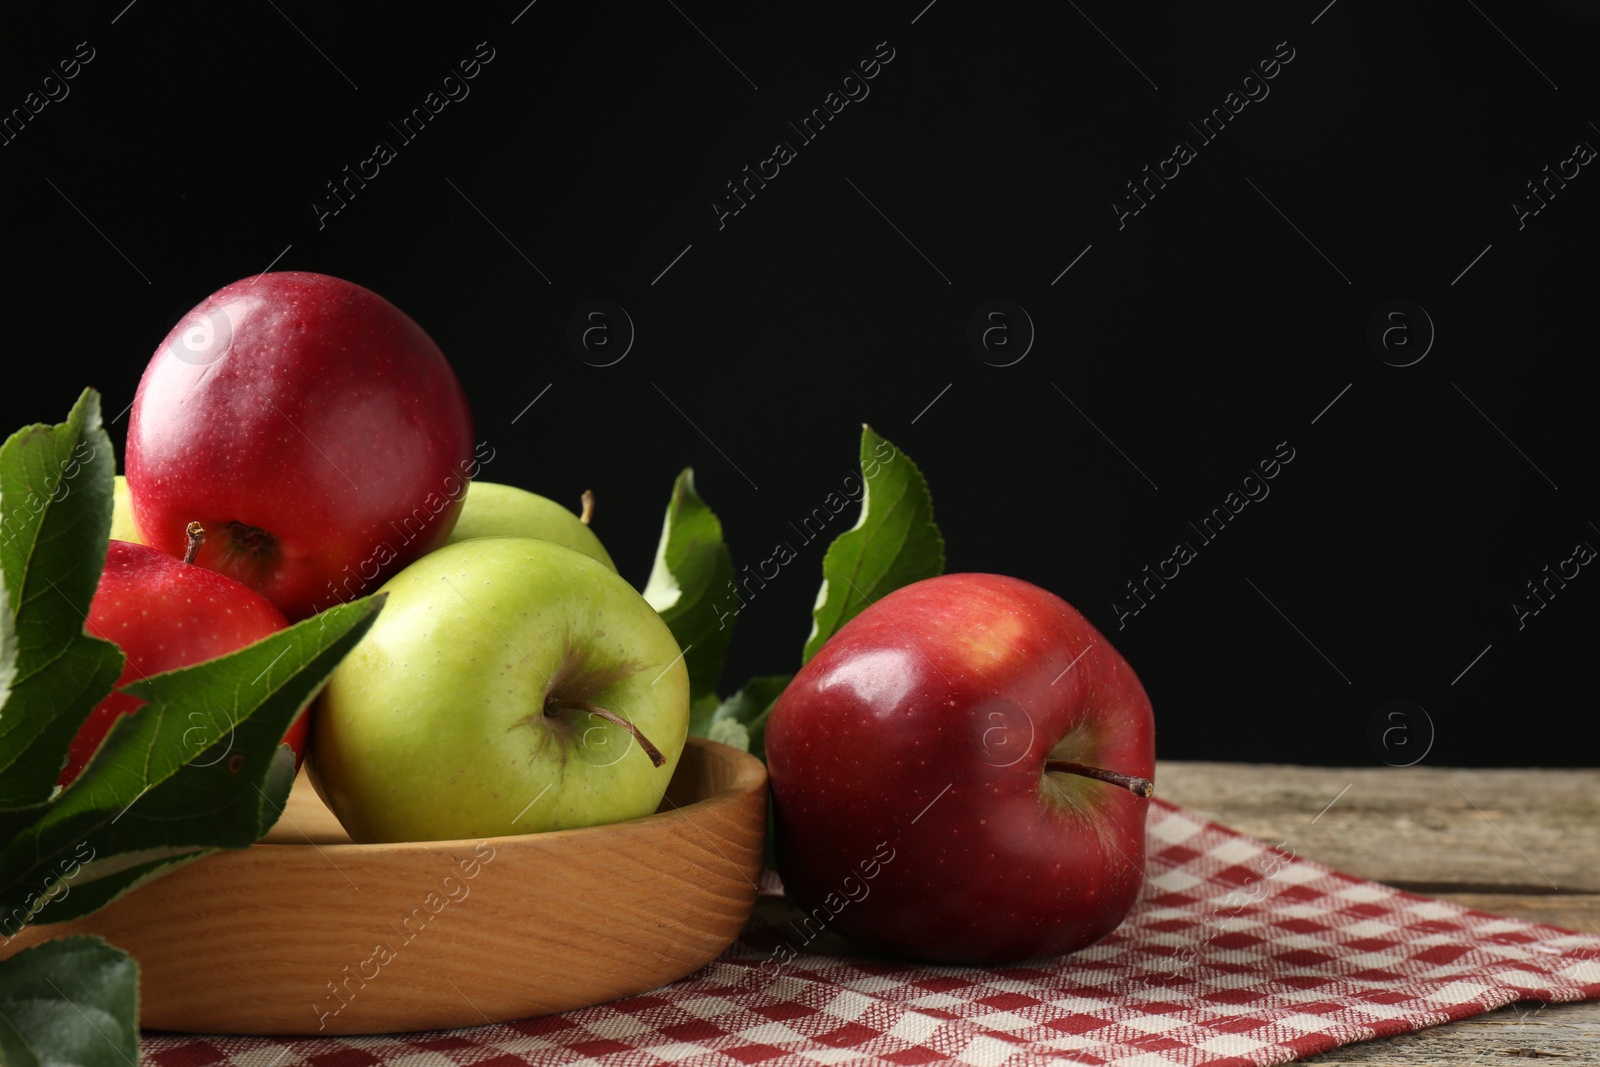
[1045,760,1154,798]
[548,700,666,767]
[183,522,206,565]
[579,490,596,526]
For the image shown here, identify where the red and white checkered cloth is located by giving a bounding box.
[142,800,1600,1066]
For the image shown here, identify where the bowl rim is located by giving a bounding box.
[264,736,768,855]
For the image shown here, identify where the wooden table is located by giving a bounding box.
[1158,763,1600,1064]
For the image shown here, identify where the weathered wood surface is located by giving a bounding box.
[1297,1000,1600,1064]
[1156,762,1600,1064]
[1157,763,1600,894]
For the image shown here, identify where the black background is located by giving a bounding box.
[3,1,1595,767]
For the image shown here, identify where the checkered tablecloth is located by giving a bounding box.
[142,799,1600,1066]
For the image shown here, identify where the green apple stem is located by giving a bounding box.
[579,490,596,526]
[547,700,666,767]
[1045,760,1154,798]
[183,522,206,564]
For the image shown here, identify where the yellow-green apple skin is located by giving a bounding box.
[309,536,688,843]
[445,481,616,571]
[111,475,143,544]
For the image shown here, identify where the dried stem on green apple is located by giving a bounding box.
[546,699,666,766]
[183,522,206,564]
[579,489,596,526]
[1045,760,1154,798]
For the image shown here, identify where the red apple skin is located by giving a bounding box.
[765,573,1155,965]
[61,540,293,786]
[126,272,475,620]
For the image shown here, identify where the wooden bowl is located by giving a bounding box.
[2,738,766,1035]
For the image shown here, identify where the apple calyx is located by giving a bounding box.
[183,522,206,564]
[579,489,596,526]
[1044,759,1154,798]
[545,699,666,767]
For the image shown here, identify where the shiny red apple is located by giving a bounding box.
[765,572,1156,965]
[126,271,476,619]
[62,536,292,785]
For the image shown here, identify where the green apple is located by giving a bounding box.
[111,474,143,544]
[446,481,616,571]
[309,536,688,843]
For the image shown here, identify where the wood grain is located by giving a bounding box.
[1155,762,1600,894]
[1434,894,1600,938]
[1297,999,1600,1064]
[0,738,767,1036]
[1156,762,1600,1063]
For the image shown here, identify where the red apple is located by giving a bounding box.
[126,271,476,619]
[62,537,292,786]
[765,573,1156,965]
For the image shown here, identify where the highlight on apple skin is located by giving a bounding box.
[125,271,476,620]
[765,572,1156,965]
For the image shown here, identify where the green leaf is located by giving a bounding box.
[0,936,138,1067]
[0,596,383,927]
[0,390,124,807]
[698,674,790,762]
[0,566,15,718]
[707,718,749,751]
[802,425,944,664]
[642,468,736,703]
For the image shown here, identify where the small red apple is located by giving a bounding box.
[765,572,1155,965]
[62,534,292,785]
[126,271,476,620]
